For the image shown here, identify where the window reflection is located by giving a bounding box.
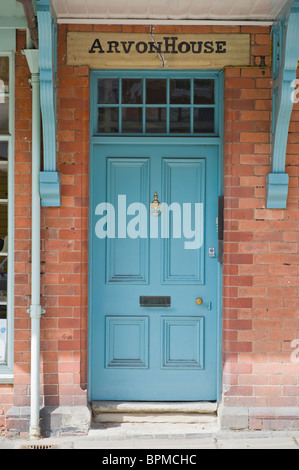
[170,79,190,104]
[0,57,9,94]
[122,108,143,133]
[146,108,167,133]
[170,108,190,133]
[98,107,119,133]
[122,79,143,104]
[194,108,215,133]
[146,79,167,105]
[194,79,214,104]
[98,78,119,104]
[0,99,9,134]
[0,142,8,162]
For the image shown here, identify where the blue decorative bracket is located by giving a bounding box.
[36,0,60,207]
[267,0,299,208]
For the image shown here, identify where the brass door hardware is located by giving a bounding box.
[150,192,162,216]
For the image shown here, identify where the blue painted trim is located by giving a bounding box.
[36,0,50,11]
[92,136,222,145]
[39,171,61,207]
[216,70,224,403]
[37,0,60,207]
[91,69,220,137]
[88,69,224,402]
[272,20,285,81]
[267,173,290,209]
[267,0,299,208]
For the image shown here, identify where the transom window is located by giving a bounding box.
[93,71,220,136]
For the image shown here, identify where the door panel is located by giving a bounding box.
[162,158,205,284]
[162,316,204,369]
[106,157,149,283]
[105,316,149,369]
[90,142,219,401]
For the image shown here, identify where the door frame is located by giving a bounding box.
[88,70,224,403]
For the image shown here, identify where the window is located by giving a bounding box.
[0,53,14,380]
[93,71,219,136]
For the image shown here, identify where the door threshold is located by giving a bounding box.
[92,401,218,424]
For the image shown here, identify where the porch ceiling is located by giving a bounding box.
[50,0,290,23]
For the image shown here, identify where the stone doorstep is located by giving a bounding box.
[92,401,218,424]
[6,403,219,434]
[7,404,299,435]
[93,413,218,424]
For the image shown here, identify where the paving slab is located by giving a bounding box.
[1,423,299,450]
[217,436,299,450]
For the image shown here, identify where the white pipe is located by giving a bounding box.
[23,49,43,440]
[29,70,41,439]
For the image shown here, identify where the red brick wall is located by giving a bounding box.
[1,24,299,435]
[223,33,299,427]
[38,24,89,408]
[0,31,30,435]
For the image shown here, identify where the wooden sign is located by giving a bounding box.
[67,32,251,69]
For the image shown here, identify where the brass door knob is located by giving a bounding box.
[195,297,203,305]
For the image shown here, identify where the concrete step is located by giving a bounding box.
[92,401,218,424]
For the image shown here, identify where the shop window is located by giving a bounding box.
[0,53,13,379]
[94,72,218,136]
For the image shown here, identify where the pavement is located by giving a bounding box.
[1,421,299,450]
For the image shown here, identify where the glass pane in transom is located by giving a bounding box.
[122,79,143,104]
[146,108,167,133]
[98,107,119,133]
[170,79,190,104]
[170,108,190,133]
[98,78,119,104]
[194,108,215,133]
[194,79,214,105]
[122,107,143,133]
[146,79,167,104]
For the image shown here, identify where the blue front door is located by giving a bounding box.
[89,140,220,401]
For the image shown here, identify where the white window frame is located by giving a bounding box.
[0,50,15,382]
